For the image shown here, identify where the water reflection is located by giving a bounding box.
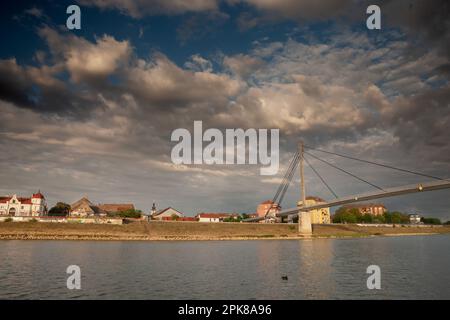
[0,235,449,299]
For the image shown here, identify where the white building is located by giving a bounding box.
[0,192,47,216]
[409,214,421,224]
[196,213,240,223]
[152,207,184,220]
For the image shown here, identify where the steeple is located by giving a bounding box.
[151,201,157,216]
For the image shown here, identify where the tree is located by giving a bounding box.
[48,202,71,216]
[110,209,142,219]
[170,213,179,221]
[332,208,361,223]
[241,213,250,220]
[421,217,442,225]
[223,216,242,222]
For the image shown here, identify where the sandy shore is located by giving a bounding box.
[0,221,449,241]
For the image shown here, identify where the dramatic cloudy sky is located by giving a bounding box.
[0,0,449,219]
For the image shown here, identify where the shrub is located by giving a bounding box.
[4,217,13,222]
[421,217,442,225]
[109,209,142,219]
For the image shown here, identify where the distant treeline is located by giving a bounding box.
[48,202,142,218]
[332,207,443,225]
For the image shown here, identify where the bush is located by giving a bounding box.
[332,208,361,223]
[48,202,71,216]
[109,209,142,219]
[384,211,409,224]
[4,217,13,222]
[332,208,410,224]
[30,218,38,223]
[421,217,442,225]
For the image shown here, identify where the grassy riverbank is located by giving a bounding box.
[0,220,449,241]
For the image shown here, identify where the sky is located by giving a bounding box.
[0,0,449,219]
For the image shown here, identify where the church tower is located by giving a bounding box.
[151,202,157,216]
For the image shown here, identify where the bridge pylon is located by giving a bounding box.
[298,141,312,235]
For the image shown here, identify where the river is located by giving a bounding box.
[1,235,449,299]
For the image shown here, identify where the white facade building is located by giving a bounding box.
[152,207,184,220]
[0,192,47,216]
[196,213,239,223]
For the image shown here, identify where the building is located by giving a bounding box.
[409,214,421,224]
[297,196,331,224]
[98,203,135,215]
[196,213,240,223]
[152,207,184,220]
[341,203,386,216]
[70,197,106,217]
[0,192,47,216]
[256,200,281,222]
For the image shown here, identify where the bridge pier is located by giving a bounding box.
[298,211,312,235]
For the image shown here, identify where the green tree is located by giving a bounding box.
[241,213,250,220]
[48,202,71,216]
[332,208,361,223]
[384,211,409,224]
[421,217,442,225]
[110,209,142,219]
[224,216,242,222]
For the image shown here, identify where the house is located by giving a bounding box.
[152,207,184,220]
[196,213,240,223]
[70,197,106,217]
[98,203,135,215]
[0,192,47,216]
[256,200,281,222]
[297,196,331,224]
[341,203,386,216]
[409,214,421,224]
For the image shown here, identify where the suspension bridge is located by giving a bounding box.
[244,142,450,235]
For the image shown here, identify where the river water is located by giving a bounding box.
[1,235,449,299]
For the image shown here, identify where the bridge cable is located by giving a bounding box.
[278,152,300,205]
[305,151,385,192]
[304,146,447,181]
[304,155,339,199]
[272,151,299,203]
[264,151,300,219]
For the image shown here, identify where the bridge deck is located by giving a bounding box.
[244,180,450,222]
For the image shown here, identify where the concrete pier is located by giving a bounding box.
[298,211,312,235]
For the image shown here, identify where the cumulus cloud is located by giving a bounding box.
[38,27,131,83]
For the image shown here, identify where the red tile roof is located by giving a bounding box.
[98,203,135,213]
[32,192,45,199]
[0,197,12,203]
[0,196,32,204]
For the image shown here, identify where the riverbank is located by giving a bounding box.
[0,220,449,241]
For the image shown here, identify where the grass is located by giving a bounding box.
[0,220,449,241]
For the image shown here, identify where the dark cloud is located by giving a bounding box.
[0,59,34,108]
